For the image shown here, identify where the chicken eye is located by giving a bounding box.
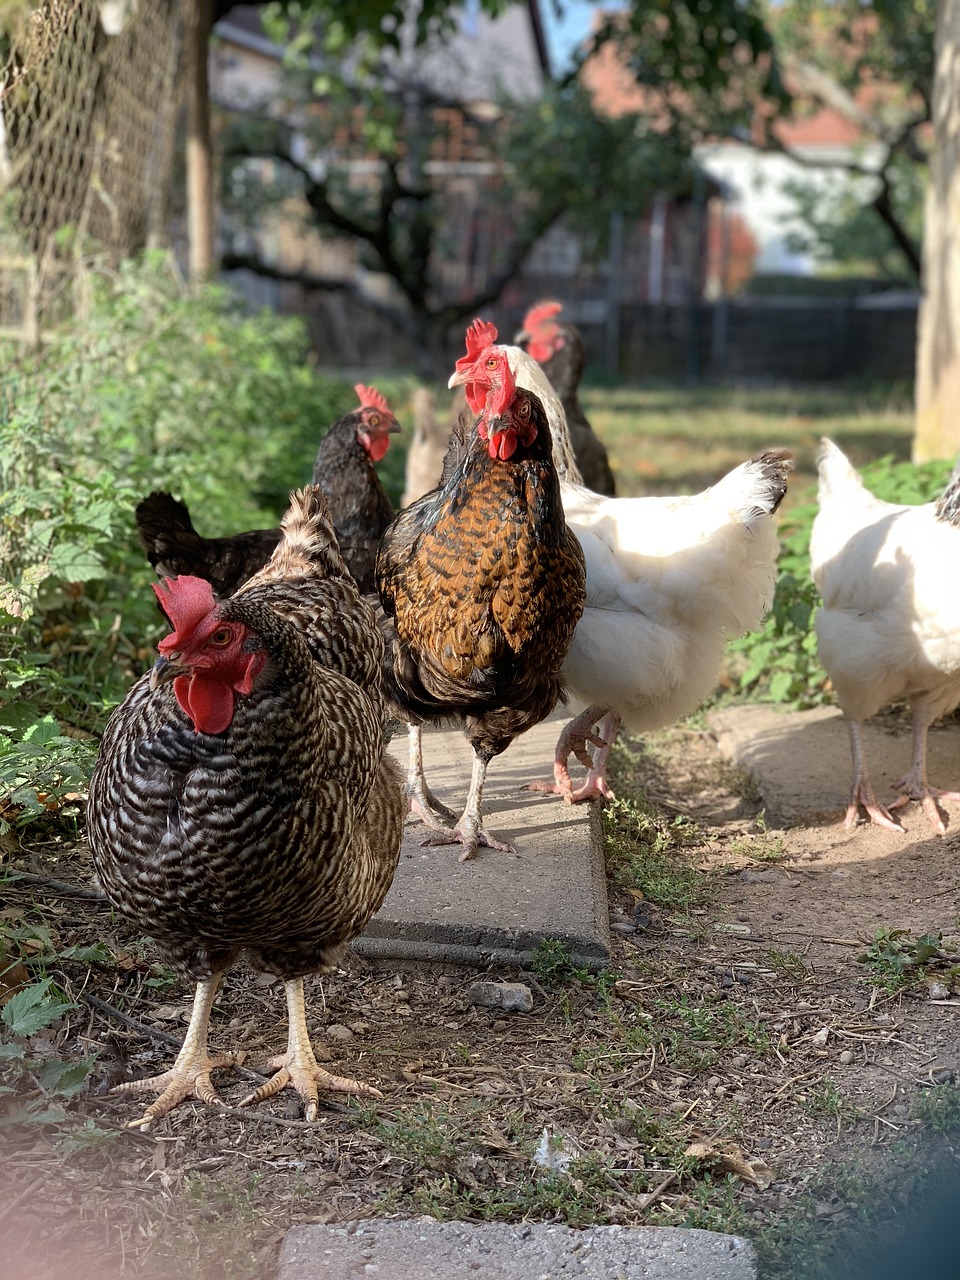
[518,400,530,419]
[367,413,381,428]
[209,627,232,647]
[485,357,498,370]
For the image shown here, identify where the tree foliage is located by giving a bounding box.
[597,0,933,278]
[220,10,692,373]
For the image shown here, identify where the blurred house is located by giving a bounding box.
[580,14,911,286]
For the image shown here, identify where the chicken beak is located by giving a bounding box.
[447,368,466,390]
[514,328,530,344]
[150,653,187,690]
[387,418,402,434]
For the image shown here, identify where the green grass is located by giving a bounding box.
[579,380,914,506]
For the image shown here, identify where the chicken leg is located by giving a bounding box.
[421,751,516,861]
[888,707,960,834]
[526,705,620,804]
[112,975,234,1130]
[404,723,458,827]
[239,978,382,1122]
[843,719,902,832]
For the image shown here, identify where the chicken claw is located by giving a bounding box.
[421,819,517,862]
[889,770,960,835]
[112,976,233,1130]
[239,977,381,1122]
[240,1059,381,1123]
[525,706,619,804]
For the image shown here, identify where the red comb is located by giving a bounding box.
[523,300,563,333]
[354,383,391,414]
[153,576,217,647]
[454,318,499,383]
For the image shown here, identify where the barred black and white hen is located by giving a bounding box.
[87,486,404,1128]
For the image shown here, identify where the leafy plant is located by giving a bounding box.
[0,250,379,822]
[858,926,949,991]
[0,976,95,1127]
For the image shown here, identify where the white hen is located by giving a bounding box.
[810,438,960,833]
[449,319,791,802]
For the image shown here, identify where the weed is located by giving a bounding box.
[603,790,710,913]
[909,1083,960,1132]
[858,927,949,991]
[799,1078,859,1123]
[763,947,808,981]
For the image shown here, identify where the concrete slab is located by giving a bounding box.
[710,704,960,827]
[353,711,611,971]
[277,1219,757,1280]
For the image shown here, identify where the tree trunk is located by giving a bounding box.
[915,0,960,461]
[186,0,215,280]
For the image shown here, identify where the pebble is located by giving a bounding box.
[465,981,534,1013]
[326,1024,354,1042]
[839,1049,854,1065]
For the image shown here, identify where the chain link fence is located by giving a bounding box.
[0,0,184,343]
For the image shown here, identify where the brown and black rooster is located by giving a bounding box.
[515,301,616,496]
[135,384,400,596]
[87,486,405,1128]
[376,371,586,862]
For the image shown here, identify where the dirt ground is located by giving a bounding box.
[2,717,960,1280]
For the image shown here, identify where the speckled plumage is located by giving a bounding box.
[376,388,586,765]
[88,487,404,984]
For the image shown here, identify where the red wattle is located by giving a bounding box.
[366,434,390,462]
[489,431,517,460]
[174,673,236,734]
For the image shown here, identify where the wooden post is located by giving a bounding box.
[186,0,215,280]
[915,0,960,461]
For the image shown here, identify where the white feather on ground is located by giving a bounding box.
[810,437,960,833]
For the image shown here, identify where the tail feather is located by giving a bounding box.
[135,491,203,565]
[237,486,348,591]
[711,448,793,529]
[935,459,960,527]
[816,437,866,502]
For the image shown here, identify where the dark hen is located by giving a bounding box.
[87,486,404,1128]
[515,301,617,496]
[135,384,400,596]
[376,376,586,861]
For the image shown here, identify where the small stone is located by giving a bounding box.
[464,981,534,1013]
[839,1049,854,1065]
[610,921,637,935]
[326,1024,354,1042]
[927,980,951,1001]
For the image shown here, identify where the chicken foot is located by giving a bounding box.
[113,975,234,1130]
[239,978,381,1123]
[843,720,903,832]
[888,713,960,834]
[421,752,516,861]
[404,723,457,827]
[525,705,620,804]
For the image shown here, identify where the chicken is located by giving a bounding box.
[450,320,791,803]
[376,373,586,861]
[809,438,960,833]
[86,486,405,1128]
[135,383,400,596]
[515,300,617,496]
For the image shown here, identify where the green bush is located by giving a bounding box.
[729,453,955,707]
[0,251,382,827]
